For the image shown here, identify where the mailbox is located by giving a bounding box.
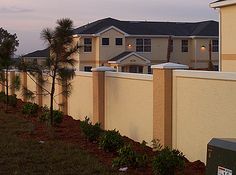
[206,138,236,175]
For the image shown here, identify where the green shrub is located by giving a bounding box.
[153,147,185,175]
[0,92,17,107]
[53,110,63,124]
[39,106,63,125]
[80,117,102,142]
[8,94,17,107]
[152,139,163,152]
[22,103,39,116]
[112,144,148,168]
[39,106,49,122]
[99,129,124,152]
[0,92,5,102]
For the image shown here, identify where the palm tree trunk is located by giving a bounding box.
[50,70,57,126]
[6,68,9,111]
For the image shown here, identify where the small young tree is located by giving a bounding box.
[21,18,78,125]
[0,28,20,110]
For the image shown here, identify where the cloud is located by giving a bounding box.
[0,6,34,14]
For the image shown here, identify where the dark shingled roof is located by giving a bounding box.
[23,48,49,58]
[211,0,226,3]
[74,18,219,37]
[109,51,133,61]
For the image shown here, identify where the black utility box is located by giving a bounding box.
[206,138,236,175]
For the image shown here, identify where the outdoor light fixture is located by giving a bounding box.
[201,45,206,51]
[128,44,132,47]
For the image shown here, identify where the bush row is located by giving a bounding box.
[21,102,63,125]
[0,92,17,107]
[80,117,185,175]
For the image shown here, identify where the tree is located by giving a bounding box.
[22,18,78,125]
[0,28,20,110]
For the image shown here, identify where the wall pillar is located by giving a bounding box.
[10,71,16,95]
[152,63,189,148]
[21,71,27,102]
[36,74,43,106]
[92,66,115,129]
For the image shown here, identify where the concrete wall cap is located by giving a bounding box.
[91,66,116,72]
[151,62,189,70]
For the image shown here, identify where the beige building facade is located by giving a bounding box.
[73,18,219,73]
[23,18,219,73]
[211,0,236,71]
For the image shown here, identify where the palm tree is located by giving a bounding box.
[40,18,78,125]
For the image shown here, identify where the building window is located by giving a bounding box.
[102,38,109,45]
[181,40,188,52]
[84,38,92,52]
[84,66,92,72]
[136,39,151,52]
[116,38,123,45]
[212,40,219,52]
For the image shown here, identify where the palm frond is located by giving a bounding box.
[12,75,21,91]
[57,67,75,81]
[21,87,35,101]
[40,28,54,44]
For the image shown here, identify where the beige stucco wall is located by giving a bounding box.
[67,71,93,120]
[220,5,236,71]
[40,76,59,110]
[105,72,153,143]
[14,72,23,99]
[172,70,236,163]
[26,74,37,103]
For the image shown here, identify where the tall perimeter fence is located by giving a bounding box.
[3,63,236,163]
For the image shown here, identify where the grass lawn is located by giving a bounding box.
[0,111,122,175]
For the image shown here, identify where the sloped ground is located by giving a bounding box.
[0,111,122,175]
[0,100,205,175]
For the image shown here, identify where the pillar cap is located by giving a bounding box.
[91,66,116,72]
[151,62,189,70]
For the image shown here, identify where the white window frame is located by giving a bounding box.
[84,38,92,52]
[181,40,188,52]
[136,38,151,52]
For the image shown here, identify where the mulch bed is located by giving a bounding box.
[0,99,206,175]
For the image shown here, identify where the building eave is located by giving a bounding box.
[108,52,151,64]
[95,26,129,36]
[190,36,219,39]
[210,0,236,8]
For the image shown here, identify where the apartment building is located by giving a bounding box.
[210,0,236,72]
[23,18,219,73]
[73,18,218,73]
[23,48,49,65]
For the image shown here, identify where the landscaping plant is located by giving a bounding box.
[22,103,39,116]
[19,18,79,126]
[152,139,163,152]
[7,94,17,107]
[153,147,185,175]
[99,129,124,152]
[80,117,102,142]
[112,144,148,168]
[40,106,63,125]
